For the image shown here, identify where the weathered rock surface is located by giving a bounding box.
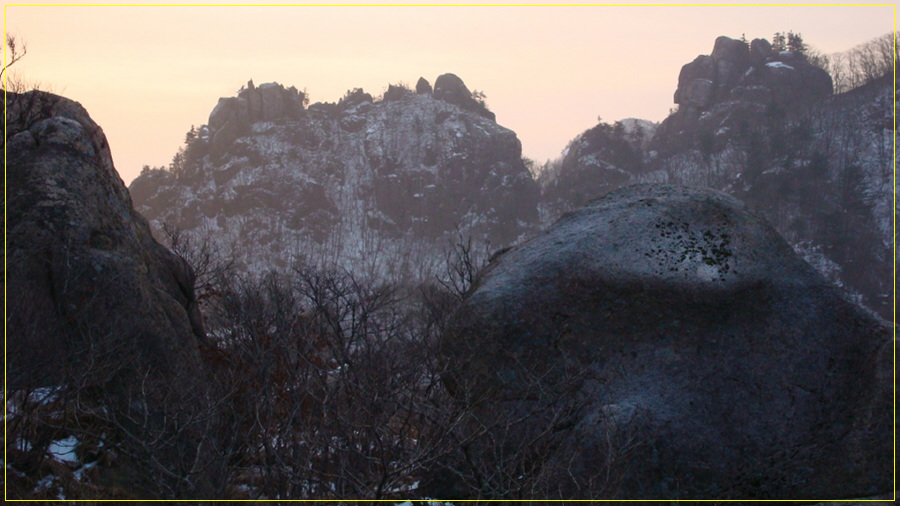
[5,90,219,496]
[438,185,892,499]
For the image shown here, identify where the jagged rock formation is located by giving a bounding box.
[130,75,538,276]
[436,185,892,500]
[207,80,307,158]
[539,35,893,320]
[6,90,220,497]
[657,35,832,155]
[672,35,833,113]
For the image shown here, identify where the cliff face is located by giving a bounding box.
[130,75,539,276]
[540,36,893,320]
[6,90,207,389]
[6,90,222,497]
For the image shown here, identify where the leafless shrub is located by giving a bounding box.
[428,329,645,500]
[159,221,236,307]
[435,231,490,300]
[817,32,897,93]
[202,267,465,499]
[5,313,226,499]
[2,32,25,75]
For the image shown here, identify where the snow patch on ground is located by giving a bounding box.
[251,121,276,134]
[48,435,79,463]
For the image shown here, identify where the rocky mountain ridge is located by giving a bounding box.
[130,74,538,278]
[131,37,892,322]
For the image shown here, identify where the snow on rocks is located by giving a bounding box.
[765,61,795,70]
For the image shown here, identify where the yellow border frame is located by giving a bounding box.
[2,2,896,503]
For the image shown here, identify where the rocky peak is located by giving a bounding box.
[416,76,433,94]
[433,73,495,121]
[207,81,307,158]
[653,34,834,161]
[749,37,773,66]
[674,35,832,117]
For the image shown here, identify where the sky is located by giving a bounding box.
[4,2,895,185]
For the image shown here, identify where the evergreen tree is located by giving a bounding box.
[184,125,197,144]
[772,32,786,52]
[787,31,807,55]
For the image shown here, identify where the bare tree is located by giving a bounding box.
[436,231,490,300]
[160,221,236,308]
[2,33,26,80]
[201,267,467,499]
[823,32,897,93]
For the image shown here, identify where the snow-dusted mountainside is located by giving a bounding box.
[541,117,656,216]
[130,75,539,278]
[541,36,895,320]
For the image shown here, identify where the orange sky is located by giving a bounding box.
[5,3,894,185]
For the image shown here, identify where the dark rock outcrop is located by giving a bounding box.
[6,90,220,497]
[672,35,832,122]
[437,185,892,499]
[670,36,827,148]
[661,35,832,158]
[383,83,411,102]
[416,76,433,94]
[6,90,208,387]
[749,38,773,66]
[208,82,306,158]
[433,73,496,121]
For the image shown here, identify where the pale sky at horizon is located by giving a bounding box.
[5,3,895,185]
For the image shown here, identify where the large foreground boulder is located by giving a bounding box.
[437,184,892,499]
[5,91,220,497]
